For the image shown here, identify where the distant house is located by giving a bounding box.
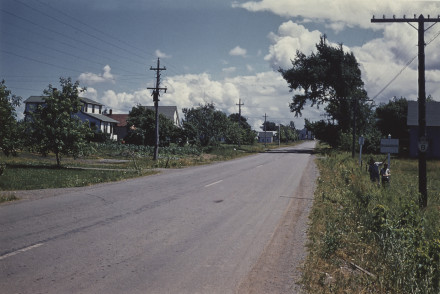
[407,100,440,158]
[143,106,181,127]
[105,110,129,141]
[258,131,275,143]
[298,128,314,140]
[24,96,120,140]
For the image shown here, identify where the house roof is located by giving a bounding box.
[407,101,440,127]
[143,106,179,120]
[24,96,104,106]
[106,114,129,127]
[258,131,275,137]
[82,112,120,124]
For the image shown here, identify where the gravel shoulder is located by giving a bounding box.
[236,155,317,294]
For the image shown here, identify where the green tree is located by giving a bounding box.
[228,113,256,145]
[125,105,179,146]
[279,122,298,143]
[375,97,409,152]
[0,80,22,156]
[261,121,277,131]
[29,78,93,166]
[280,36,373,147]
[182,103,229,146]
[279,36,367,130]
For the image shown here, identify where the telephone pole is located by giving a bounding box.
[147,58,167,161]
[372,14,440,208]
[263,113,268,148]
[236,98,244,148]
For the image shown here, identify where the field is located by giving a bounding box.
[303,145,440,293]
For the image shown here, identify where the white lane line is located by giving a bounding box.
[204,180,223,188]
[0,243,44,261]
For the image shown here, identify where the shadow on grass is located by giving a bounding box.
[6,163,66,169]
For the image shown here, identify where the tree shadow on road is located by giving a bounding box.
[263,148,316,155]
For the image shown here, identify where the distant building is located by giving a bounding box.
[298,128,314,140]
[105,110,129,141]
[143,106,181,127]
[258,131,275,143]
[24,96,120,140]
[407,100,440,158]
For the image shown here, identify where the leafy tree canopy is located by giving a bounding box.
[280,36,370,132]
[261,121,277,131]
[29,77,93,166]
[125,105,180,146]
[0,80,22,156]
[375,96,409,153]
[182,103,229,147]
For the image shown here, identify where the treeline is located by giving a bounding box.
[280,36,416,155]
[2,78,300,167]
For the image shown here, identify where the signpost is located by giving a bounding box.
[381,135,399,167]
[359,136,364,167]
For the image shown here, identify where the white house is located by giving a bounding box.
[143,106,181,127]
[24,96,120,140]
[258,131,275,143]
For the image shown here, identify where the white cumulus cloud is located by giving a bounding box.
[233,0,440,31]
[155,49,172,59]
[78,65,115,85]
[229,46,247,57]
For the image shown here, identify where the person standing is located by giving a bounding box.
[368,157,386,187]
[380,163,391,187]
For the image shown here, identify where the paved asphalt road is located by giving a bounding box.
[0,141,316,294]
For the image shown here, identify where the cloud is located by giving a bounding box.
[92,71,315,130]
[233,0,440,31]
[229,46,247,57]
[222,67,237,74]
[155,49,172,59]
[264,21,322,70]
[78,65,115,85]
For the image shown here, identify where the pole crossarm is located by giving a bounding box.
[371,14,440,23]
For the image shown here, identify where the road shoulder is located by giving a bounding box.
[237,155,318,294]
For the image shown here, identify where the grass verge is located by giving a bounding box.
[302,144,440,293]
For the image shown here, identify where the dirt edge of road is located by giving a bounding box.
[237,155,318,294]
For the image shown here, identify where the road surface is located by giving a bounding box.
[0,141,316,294]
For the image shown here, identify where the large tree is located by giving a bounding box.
[125,105,180,146]
[228,113,256,145]
[182,103,229,146]
[29,78,93,166]
[279,36,370,133]
[0,80,22,156]
[375,97,409,152]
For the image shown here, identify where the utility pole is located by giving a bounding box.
[263,113,268,148]
[352,97,357,158]
[236,98,244,148]
[371,14,440,208]
[147,58,167,161]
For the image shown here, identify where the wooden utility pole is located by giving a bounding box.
[147,58,167,160]
[371,14,440,208]
[263,113,268,148]
[236,99,244,148]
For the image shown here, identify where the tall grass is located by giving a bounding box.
[303,146,440,293]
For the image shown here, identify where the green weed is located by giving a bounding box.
[302,145,440,293]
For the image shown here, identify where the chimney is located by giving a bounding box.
[109,109,112,115]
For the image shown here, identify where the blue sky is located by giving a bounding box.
[2,0,440,130]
